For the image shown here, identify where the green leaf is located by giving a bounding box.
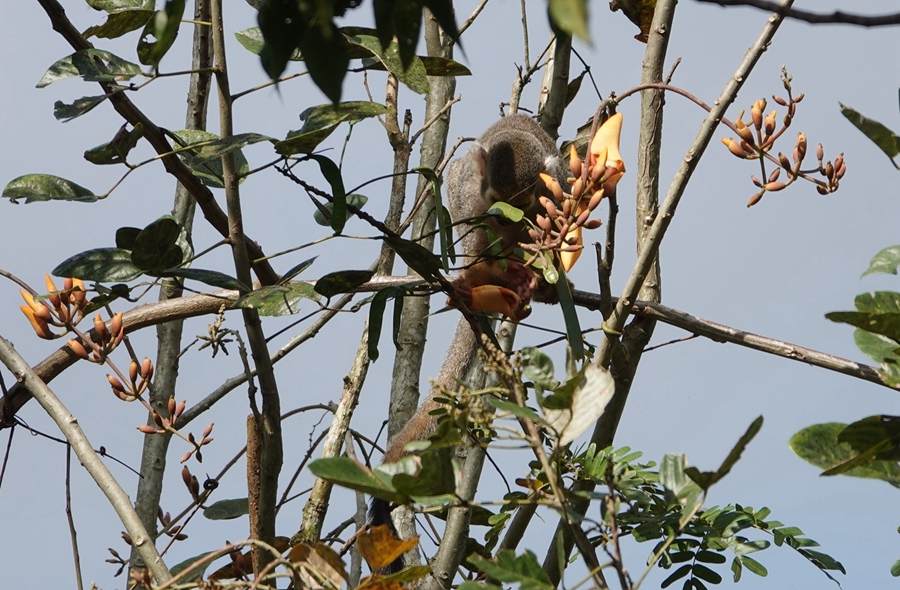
[700,415,763,488]
[347,34,429,95]
[203,498,249,520]
[367,287,405,361]
[300,21,349,103]
[84,123,144,165]
[84,8,155,39]
[137,0,185,68]
[168,551,216,582]
[235,26,301,59]
[306,155,347,233]
[314,270,375,298]
[115,227,141,250]
[235,282,320,315]
[840,102,900,168]
[487,201,524,223]
[313,194,368,227]
[308,456,409,504]
[555,265,584,360]
[412,166,452,271]
[691,564,722,584]
[37,49,143,87]
[789,422,900,486]
[661,565,691,588]
[384,236,443,280]
[52,248,144,282]
[731,557,742,583]
[392,448,457,497]
[854,329,900,387]
[489,398,546,425]
[548,0,590,42]
[160,268,249,291]
[86,0,154,11]
[279,256,318,283]
[519,347,558,391]
[258,0,305,80]
[890,557,900,577]
[799,548,846,574]
[170,129,250,189]
[864,245,900,276]
[54,95,109,122]
[467,550,553,590]
[184,132,273,163]
[826,311,900,344]
[131,216,185,273]
[695,551,727,564]
[275,101,388,155]
[3,174,98,204]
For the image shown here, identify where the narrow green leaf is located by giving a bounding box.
[487,201,524,223]
[137,0,185,68]
[415,166,450,270]
[840,102,900,168]
[3,174,98,203]
[555,265,584,360]
[706,415,763,487]
[695,551,727,564]
[258,0,305,80]
[314,270,375,298]
[891,557,900,577]
[160,268,249,292]
[691,564,722,584]
[170,129,250,189]
[731,557,742,583]
[826,310,900,344]
[307,154,347,233]
[384,236,443,280]
[279,256,318,283]
[235,26,301,59]
[368,287,403,361]
[52,248,143,282]
[661,565,691,589]
[203,498,249,520]
[300,21,349,103]
[185,132,273,162]
[489,398,546,425]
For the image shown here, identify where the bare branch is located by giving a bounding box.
[696,0,900,26]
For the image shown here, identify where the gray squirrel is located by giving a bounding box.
[370,113,568,572]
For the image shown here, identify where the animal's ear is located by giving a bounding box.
[473,145,489,180]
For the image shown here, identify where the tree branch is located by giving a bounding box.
[695,0,900,27]
[0,336,171,583]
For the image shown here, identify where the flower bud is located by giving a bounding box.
[138,425,158,435]
[763,182,786,192]
[569,145,582,177]
[93,314,109,342]
[764,110,777,137]
[767,168,781,184]
[747,192,763,207]
[539,196,557,218]
[584,219,603,230]
[722,138,749,158]
[67,340,90,360]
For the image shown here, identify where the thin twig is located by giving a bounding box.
[65,444,85,590]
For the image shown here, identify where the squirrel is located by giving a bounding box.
[370,113,568,571]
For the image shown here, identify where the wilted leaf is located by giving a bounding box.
[357,524,419,571]
[54,95,109,122]
[543,364,615,447]
[84,123,144,165]
[609,0,657,42]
